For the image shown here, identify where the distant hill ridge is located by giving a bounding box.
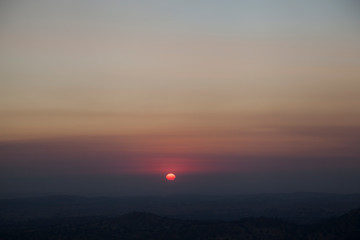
[1,193,360,224]
[1,208,359,239]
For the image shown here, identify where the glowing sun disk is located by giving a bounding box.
[166,173,176,181]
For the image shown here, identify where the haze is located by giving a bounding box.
[1,0,360,197]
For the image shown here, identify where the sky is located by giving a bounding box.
[1,0,360,197]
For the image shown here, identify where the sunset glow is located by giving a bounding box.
[1,0,360,196]
[166,173,176,181]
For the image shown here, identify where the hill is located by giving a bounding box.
[1,208,360,239]
[1,193,360,224]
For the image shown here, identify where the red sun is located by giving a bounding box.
[166,173,176,181]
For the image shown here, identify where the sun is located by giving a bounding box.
[166,173,176,181]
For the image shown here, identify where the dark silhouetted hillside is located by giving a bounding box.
[1,193,360,224]
[1,208,360,240]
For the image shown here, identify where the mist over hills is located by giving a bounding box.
[1,208,359,240]
[1,193,360,224]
